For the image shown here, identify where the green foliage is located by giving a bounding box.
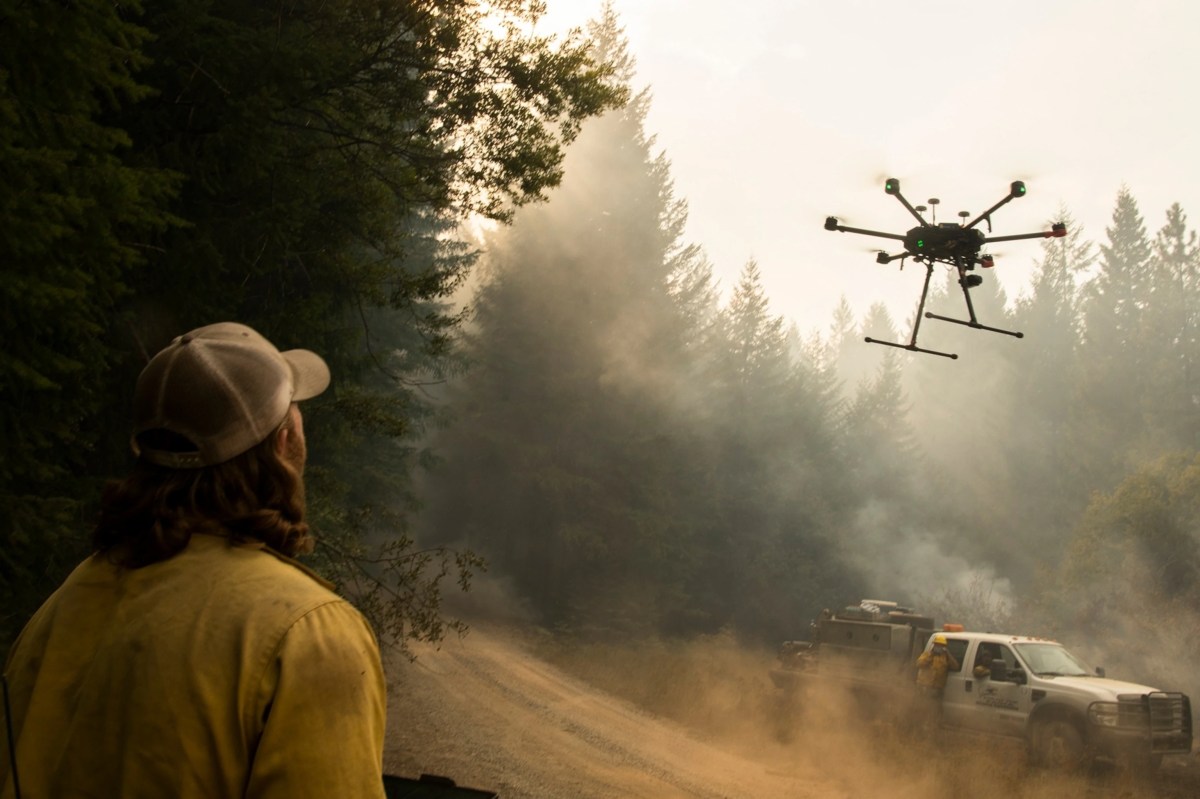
[836,302,929,549]
[1139,203,1200,451]
[1073,188,1155,484]
[115,0,622,332]
[0,0,180,645]
[1032,453,1200,692]
[1085,187,1154,350]
[305,471,488,661]
[0,0,623,653]
[1062,452,1200,597]
[1001,212,1095,562]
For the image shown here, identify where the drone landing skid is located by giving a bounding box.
[862,261,959,359]
[864,336,958,360]
[924,312,1024,339]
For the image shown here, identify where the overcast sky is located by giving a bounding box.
[538,0,1200,339]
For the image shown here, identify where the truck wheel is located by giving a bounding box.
[1034,719,1086,771]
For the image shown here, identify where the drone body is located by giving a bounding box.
[825,178,1066,359]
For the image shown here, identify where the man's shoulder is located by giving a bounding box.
[179,533,342,605]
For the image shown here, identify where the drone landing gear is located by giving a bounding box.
[864,262,960,360]
[864,336,958,360]
[924,313,1024,339]
[923,263,1024,339]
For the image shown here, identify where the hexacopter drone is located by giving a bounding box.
[825,178,1066,359]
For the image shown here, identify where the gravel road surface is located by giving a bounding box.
[383,625,837,798]
[383,623,1200,798]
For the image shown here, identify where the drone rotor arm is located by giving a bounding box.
[983,224,1068,244]
[890,191,928,226]
[825,221,907,241]
[966,197,1016,231]
[964,181,1028,230]
[875,250,908,264]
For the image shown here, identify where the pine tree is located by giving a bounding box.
[1141,203,1200,450]
[422,4,705,634]
[714,262,792,413]
[691,262,854,639]
[842,305,916,507]
[1076,188,1154,486]
[1004,210,1093,562]
[829,295,874,394]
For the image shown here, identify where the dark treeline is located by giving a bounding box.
[421,5,1200,688]
[0,0,624,655]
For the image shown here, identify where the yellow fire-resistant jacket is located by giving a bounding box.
[1,533,386,799]
[916,649,960,690]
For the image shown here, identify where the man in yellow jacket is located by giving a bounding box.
[1,323,387,799]
[916,633,960,694]
[914,633,959,730]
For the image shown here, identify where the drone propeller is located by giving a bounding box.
[871,169,908,186]
[847,168,907,195]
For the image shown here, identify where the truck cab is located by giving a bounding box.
[927,632,1193,768]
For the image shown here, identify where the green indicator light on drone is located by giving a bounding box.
[917,239,924,248]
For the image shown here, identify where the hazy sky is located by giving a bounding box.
[539,0,1200,338]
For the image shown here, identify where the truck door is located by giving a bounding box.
[938,638,973,728]
[964,643,1031,738]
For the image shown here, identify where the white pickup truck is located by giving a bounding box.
[770,601,1193,770]
[931,631,1192,769]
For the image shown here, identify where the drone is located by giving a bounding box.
[825,178,1066,359]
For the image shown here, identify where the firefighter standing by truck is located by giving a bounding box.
[915,633,959,728]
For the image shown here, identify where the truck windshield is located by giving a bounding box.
[1013,643,1092,677]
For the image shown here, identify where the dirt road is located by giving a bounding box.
[383,624,837,798]
[383,623,1200,798]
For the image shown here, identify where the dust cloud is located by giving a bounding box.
[386,620,1198,799]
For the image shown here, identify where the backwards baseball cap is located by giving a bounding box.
[132,322,330,468]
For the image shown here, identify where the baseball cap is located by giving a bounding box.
[132,322,330,468]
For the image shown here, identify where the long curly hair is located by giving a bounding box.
[93,420,312,568]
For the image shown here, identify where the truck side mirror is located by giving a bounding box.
[1095,666,1105,678]
[1010,668,1027,685]
[989,660,1008,681]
